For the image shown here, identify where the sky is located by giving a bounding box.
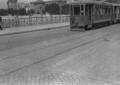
[0,0,49,9]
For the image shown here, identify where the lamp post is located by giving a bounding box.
[28,0,32,25]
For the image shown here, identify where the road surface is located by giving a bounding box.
[0,24,120,85]
[0,26,74,51]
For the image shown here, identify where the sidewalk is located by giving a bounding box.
[0,23,69,36]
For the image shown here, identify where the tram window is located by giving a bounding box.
[81,5,85,15]
[119,8,120,14]
[70,5,73,15]
[81,5,84,11]
[73,6,80,15]
[81,12,84,15]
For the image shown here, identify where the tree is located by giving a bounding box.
[45,3,60,14]
[106,0,120,3]
[8,8,14,15]
[27,9,35,15]
[19,8,26,15]
[62,4,70,14]
[0,9,9,16]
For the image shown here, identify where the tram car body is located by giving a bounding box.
[70,1,120,30]
[114,4,120,22]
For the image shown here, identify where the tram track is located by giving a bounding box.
[0,26,111,61]
[0,25,119,77]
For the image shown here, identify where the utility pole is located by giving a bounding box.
[28,0,32,25]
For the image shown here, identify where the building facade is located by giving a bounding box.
[7,0,18,10]
[30,0,45,14]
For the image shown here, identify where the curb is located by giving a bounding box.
[0,25,69,36]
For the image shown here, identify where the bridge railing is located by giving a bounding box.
[2,15,70,28]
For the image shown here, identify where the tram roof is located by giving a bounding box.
[69,1,120,6]
[112,3,120,6]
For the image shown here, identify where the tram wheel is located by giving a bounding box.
[70,29,73,31]
[85,25,92,30]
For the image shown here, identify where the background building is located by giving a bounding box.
[106,0,120,3]
[30,0,45,14]
[7,0,18,10]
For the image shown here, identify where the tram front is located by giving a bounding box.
[70,2,93,31]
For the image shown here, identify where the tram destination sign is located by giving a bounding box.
[67,0,107,4]
[67,0,95,4]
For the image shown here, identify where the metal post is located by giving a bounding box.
[15,9,19,27]
[29,9,32,25]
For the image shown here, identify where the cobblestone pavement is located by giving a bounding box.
[0,70,118,85]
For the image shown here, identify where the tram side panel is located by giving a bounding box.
[118,7,120,21]
[112,6,118,23]
[70,15,89,28]
[92,4,113,27]
[116,6,120,22]
[110,6,120,24]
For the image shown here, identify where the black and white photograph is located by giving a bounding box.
[0,0,120,85]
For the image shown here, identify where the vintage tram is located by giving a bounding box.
[69,1,120,30]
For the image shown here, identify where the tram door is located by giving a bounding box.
[112,6,117,23]
[114,6,117,22]
[86,4,93,24]
[116,6,119,20]
[70,4,86,29]
[72,5,81,27]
